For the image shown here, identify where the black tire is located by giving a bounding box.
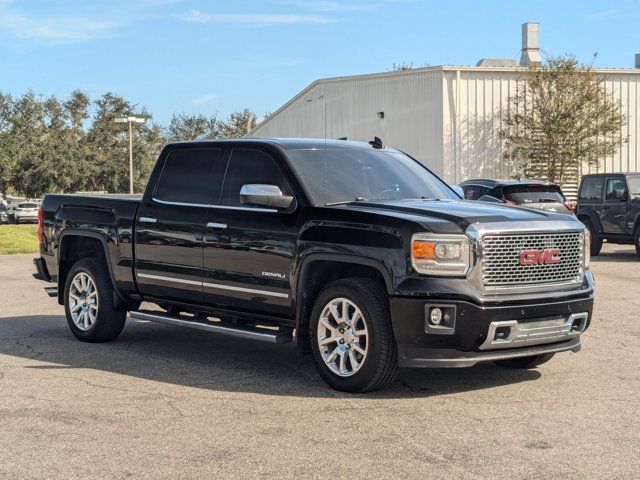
[63,258,127,342]
[309,278,398,393]
[582,218,602,256]
[634,227,640,257]
[493,353,555,369]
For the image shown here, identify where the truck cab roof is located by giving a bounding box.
[166,137,402,152]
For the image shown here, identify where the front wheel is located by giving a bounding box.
[493,353,555,369]
[582,218,602,256]
[309,278,398,393]
[634,227,640,257]
[64,258,127,342]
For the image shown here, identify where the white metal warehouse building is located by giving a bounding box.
[250,24,640,194]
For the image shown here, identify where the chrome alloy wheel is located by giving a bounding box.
[316,297,369,377]
[68,272,99,331]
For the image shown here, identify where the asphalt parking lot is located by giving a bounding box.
[0,246,638,480]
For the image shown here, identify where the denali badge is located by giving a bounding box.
[262,271,286,279]
[519,248,561,266]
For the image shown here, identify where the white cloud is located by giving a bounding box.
[180,9,339,26]
[192,94,220,105]
[585,9,619,20]
[0,1,120,42]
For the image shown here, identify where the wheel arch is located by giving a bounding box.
[577,210,603,234]
[294,254,393,353]
[57,231,115,305]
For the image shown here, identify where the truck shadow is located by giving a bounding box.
[0,314,542,399]
[590,248,637,263]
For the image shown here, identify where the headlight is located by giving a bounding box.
[583,228,590,268]
[411,233,471,276]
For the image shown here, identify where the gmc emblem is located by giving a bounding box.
[519,248,561,266]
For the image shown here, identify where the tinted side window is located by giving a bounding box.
[155,148,224,204]
[605,178,626,200]
[463,185,489,200]
[220,149,292,206]
[579,177,604,201]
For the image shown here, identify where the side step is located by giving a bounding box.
[129,310,293,344]
[44,287,58,298]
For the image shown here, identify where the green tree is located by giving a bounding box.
[85,93,161,193]
[0,92,16,194]
[500,55,627,183]
[219,108,257,138]
[167,112,220,141]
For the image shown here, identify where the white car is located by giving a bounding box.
[13,202,39,224]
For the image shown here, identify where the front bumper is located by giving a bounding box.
[15,215,38,223]
[390,293,593,368]
[399,337,581,368]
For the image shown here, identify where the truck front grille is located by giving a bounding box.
[481,231,583,289]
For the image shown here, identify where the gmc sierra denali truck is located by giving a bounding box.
[34,138,594,392]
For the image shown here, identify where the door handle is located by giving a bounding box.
[139,216,157,224]
[206,222,227,229]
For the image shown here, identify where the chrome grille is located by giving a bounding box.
[481,231,583,288]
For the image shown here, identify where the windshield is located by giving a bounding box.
[628,176,640,199]
[502,185,564,204]
[287,148,457,205]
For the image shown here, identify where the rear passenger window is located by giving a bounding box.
[463,185,489,200]
[579,177,604,201]
[220,149,292,206]
[155,148,224,204]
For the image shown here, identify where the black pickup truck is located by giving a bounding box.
[34,139,594,392]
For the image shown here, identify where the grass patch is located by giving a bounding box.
[0,224,39,254]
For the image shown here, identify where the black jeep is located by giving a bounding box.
[576,173,640,256]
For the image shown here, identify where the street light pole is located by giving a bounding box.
[115,116,146,194]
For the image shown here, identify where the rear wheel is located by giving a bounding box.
[64,258,127,342]
[493,353,555,369]
[582,218,602,256]
[309,278,398,393]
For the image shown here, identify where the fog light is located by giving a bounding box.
[429,308,443,325]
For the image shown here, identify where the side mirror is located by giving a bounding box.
[613,187,626,200]
[451,185,464,198]
[240,184,294,209]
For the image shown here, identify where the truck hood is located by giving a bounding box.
[342,199,578,232]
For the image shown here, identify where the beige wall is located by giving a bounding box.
[252,67,640,185]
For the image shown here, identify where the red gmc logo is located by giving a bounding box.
[519,248,562,266]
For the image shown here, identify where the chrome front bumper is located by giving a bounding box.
[479,312,589,350]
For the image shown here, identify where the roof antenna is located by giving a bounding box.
[369,136,383,149]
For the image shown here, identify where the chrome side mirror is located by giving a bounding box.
[240,184,294,209]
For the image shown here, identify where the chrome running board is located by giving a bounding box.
[44,287,58,298]
[129,310,293,344]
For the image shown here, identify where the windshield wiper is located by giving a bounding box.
[326,197,368,206]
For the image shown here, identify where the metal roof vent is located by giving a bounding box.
[520,22,542,67]
[476,58,519,67]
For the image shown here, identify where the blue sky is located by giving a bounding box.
[1,0,639,124]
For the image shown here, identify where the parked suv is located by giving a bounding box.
[33,139,594,392]
[0,204,8,224]
[460,179,574,214]
[576,173,640,256]
[13,202,40,224]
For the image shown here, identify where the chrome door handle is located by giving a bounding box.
[206,222,227,229]
[139,216,157,224]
